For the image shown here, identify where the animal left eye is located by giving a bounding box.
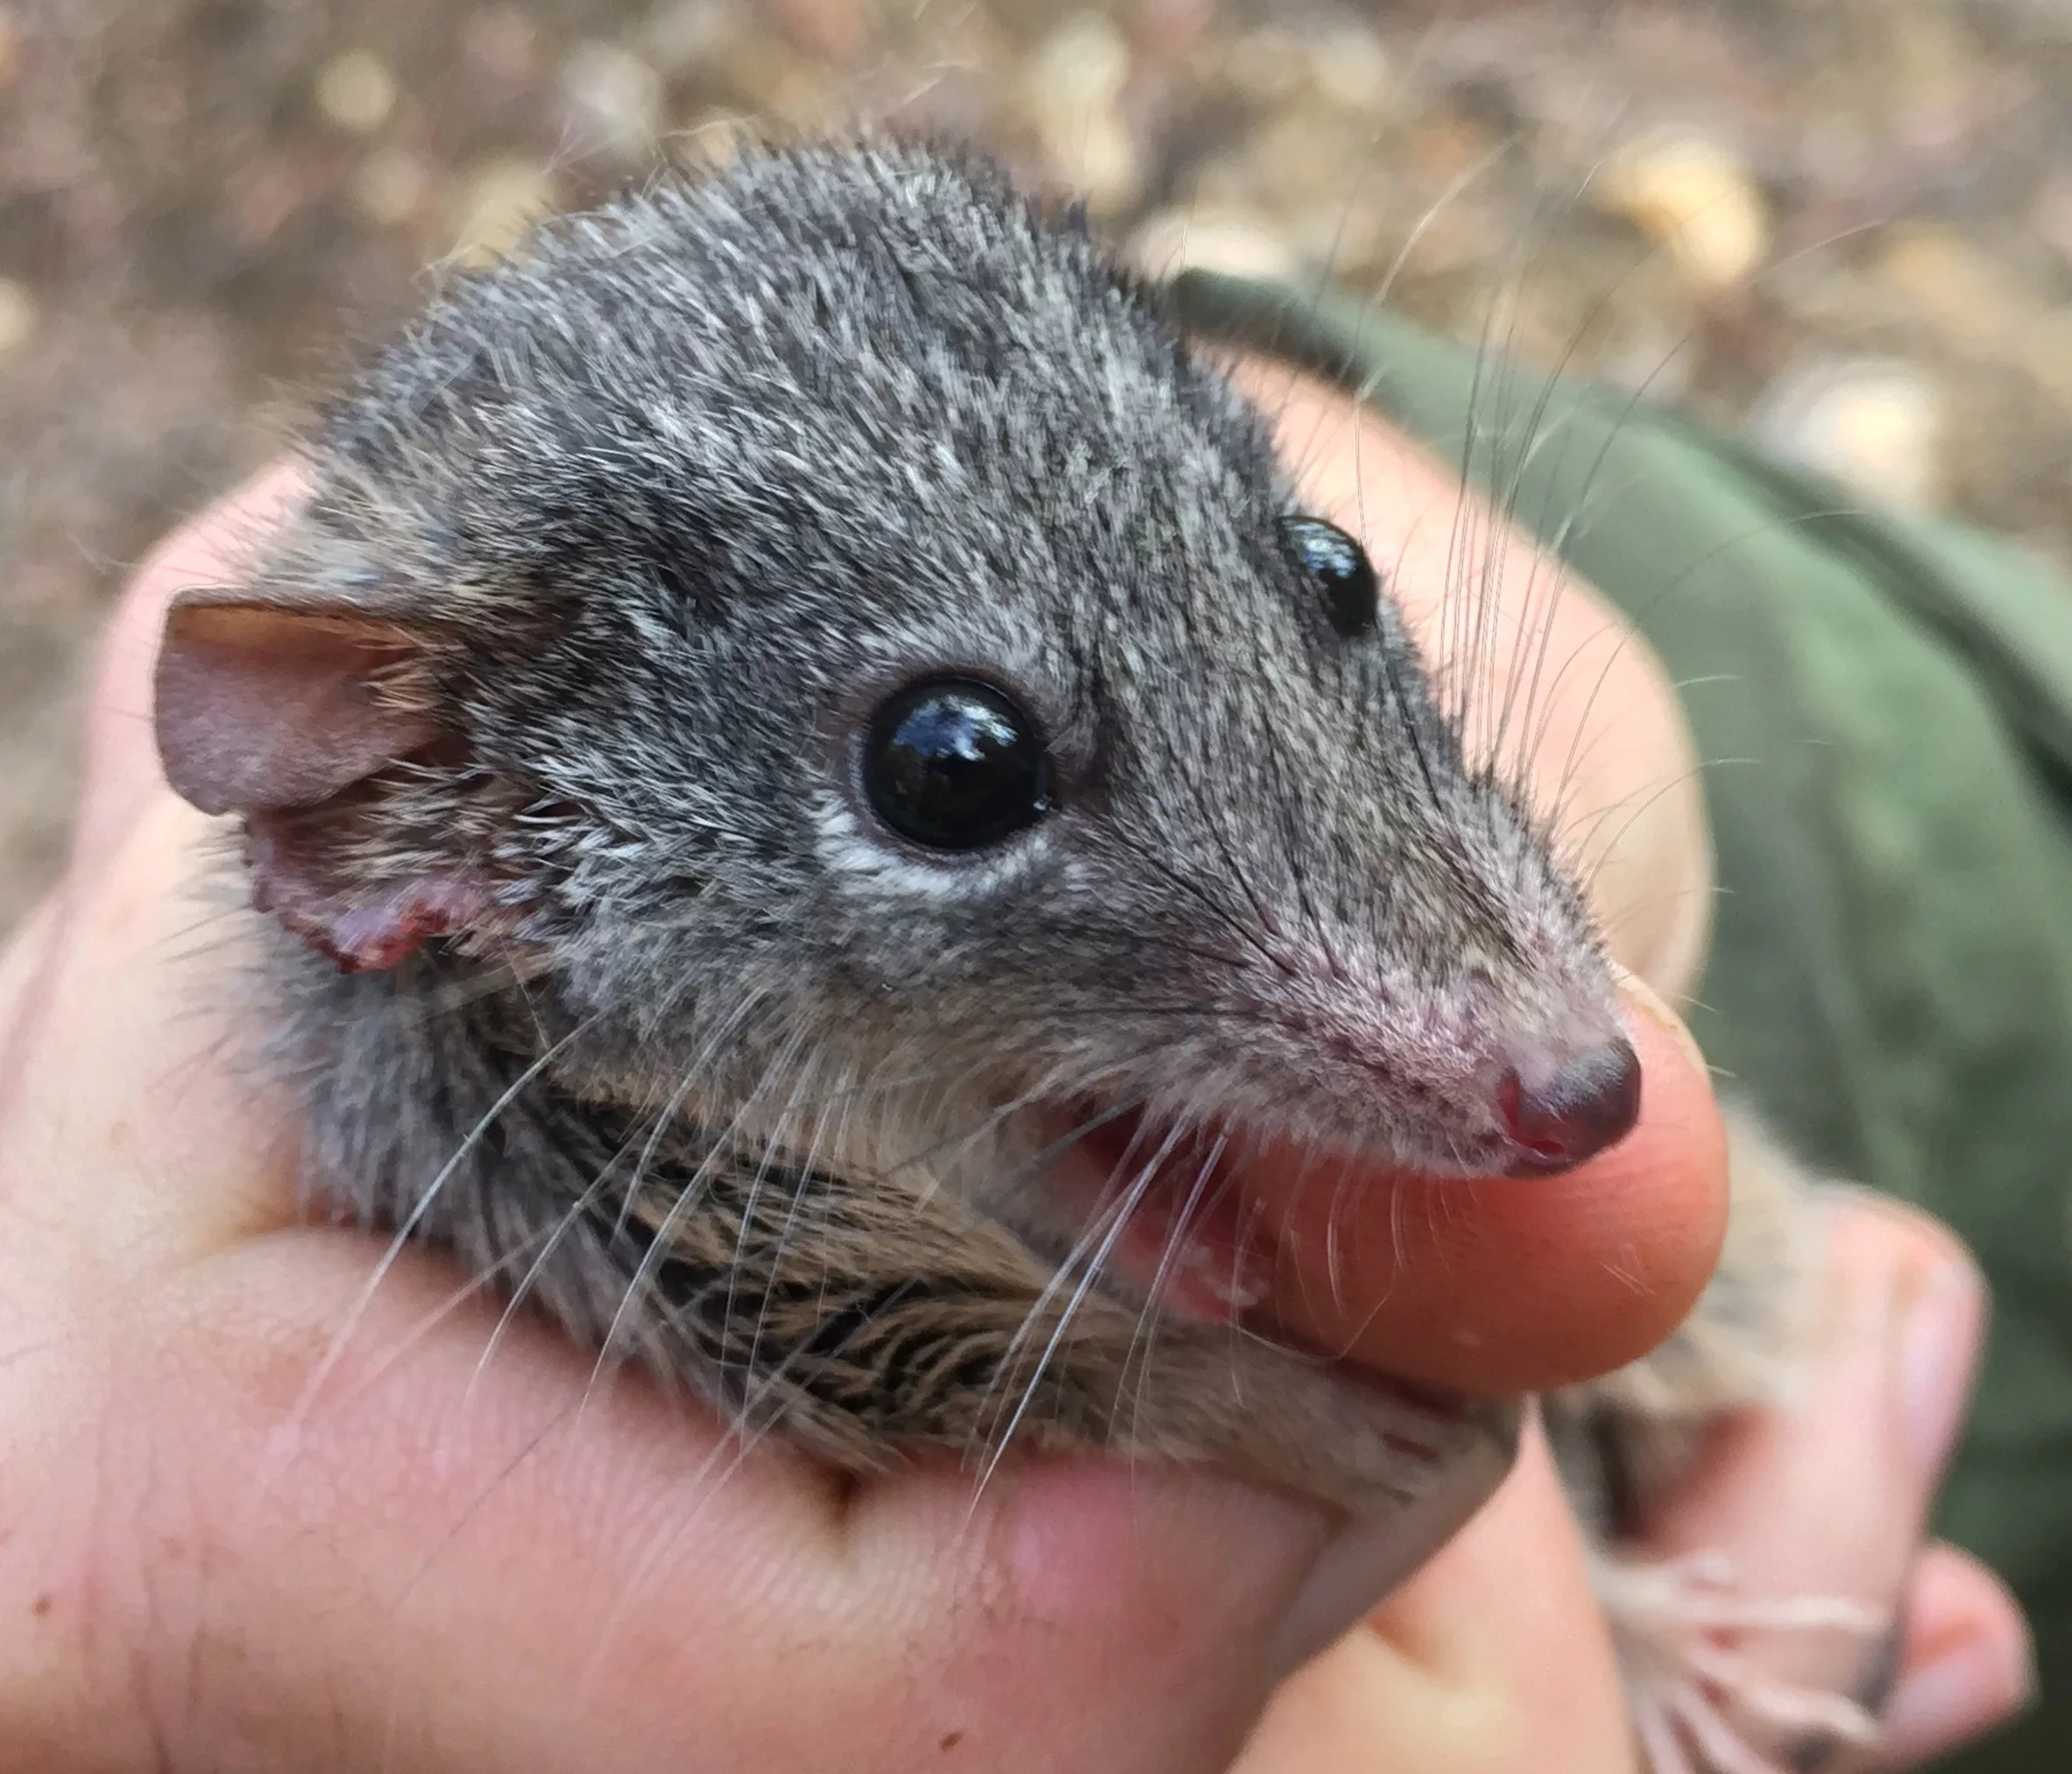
[1280,516,1379,639]
[861,677,1056,852]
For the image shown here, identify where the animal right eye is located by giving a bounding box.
[861,678,1056,852]
[1281,515,1380,639]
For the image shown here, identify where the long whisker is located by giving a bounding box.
[1118,1124,1233,1450]
[262,1007,609,1485]
[971,1120,1180,1507]
[581,1028,816,1411]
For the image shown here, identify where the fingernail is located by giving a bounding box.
[1265,1399,1520,1680]
[1879,1632,2035,1764]
[1896,1249,1985,1479]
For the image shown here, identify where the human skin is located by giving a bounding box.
[0,364,2031,1771]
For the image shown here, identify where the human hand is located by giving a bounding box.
[1234,1194,2031,1773]
[1226,360,2035,1771]
[0,375,2023,1772]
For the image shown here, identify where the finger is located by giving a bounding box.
[1873,1544,2033,1769]
[0,1210,1347,1771]
[0,792,293,1258]
[0,471,310,1157]
[0,471,285,1170]
[1217,357,1729,1393]
[1252,975,1729,1395]
[1227,353,1715,1005]
[70,464,306,874]
[1629,1194,2005,1758]
[1235,1420,1636,1774]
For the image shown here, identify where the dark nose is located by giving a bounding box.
[1498,1037,1643,1175]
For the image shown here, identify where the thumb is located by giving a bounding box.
[1235,1419,1636,1774]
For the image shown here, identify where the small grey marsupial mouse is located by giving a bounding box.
[151,138,1878,1770]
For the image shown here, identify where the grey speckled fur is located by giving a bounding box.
[159,142,1814,1605]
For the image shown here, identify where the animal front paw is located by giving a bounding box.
[1594,1550,1890,1773]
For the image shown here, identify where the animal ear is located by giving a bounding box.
[154,588,501,973]
[154,590,443,816]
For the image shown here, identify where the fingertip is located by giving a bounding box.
[1902,1544,2033,1689]
[1879,1544,2035,1767]
[73,463,306,869]
[1264,983,1727,1396]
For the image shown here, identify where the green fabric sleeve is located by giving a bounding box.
[1165,270,2072,1770]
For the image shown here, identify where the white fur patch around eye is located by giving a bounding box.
[809,787,1061,900]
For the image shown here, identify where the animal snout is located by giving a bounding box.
[1497,1037,1643,1175]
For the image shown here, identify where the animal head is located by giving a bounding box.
[155,140,1636,1281]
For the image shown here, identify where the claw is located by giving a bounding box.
[1595,1551,1886,1774]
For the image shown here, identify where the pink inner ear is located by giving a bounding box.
[155,600,442,816]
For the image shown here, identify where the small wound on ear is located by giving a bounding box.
[154,592,498,973]
[251,820,491,972]
[319,878,493,973]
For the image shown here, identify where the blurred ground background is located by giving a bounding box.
[6,0,2072,931]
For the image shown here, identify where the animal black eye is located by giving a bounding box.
[862,678,1055,852]
[1281,516,1379,639]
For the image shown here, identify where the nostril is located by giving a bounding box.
[1498,1037,1644,1175]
